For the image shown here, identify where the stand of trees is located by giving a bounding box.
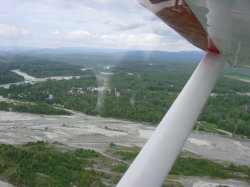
[0,57,93,83]
[0,76,98,115]
[0,68,24,84]
[0,142,106,187]
[0,142,250,187]
[0,61,249,137]
[101,62,250,137]
[199,94,250,137]
[0,101,71,115]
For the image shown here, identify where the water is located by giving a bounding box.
[0,69,80,89]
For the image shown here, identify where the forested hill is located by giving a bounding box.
[0,48,249,138]
[0,56,93,84]
[0,55,249,138]
[0,47,204,59]
[0,68,24,84]
[0,47,204,67]
[100,62,250,138]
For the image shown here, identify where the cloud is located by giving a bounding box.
[0,0,199,51]
[105,20,142,31]
[20,28,29,35]
[40,0,99,11]
[0,23,29,38]
[51,30,63,40]
[96,33,196,51]
[115,23,140,31]
[67,29,93,40]
[57,28,197,51]
[52,30,60,36]
[95,0,115,4]
[51,29,94,40]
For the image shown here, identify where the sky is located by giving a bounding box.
[0,0,199,51]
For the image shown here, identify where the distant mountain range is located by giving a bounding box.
[0,46,205,63]
[0,46,40,51]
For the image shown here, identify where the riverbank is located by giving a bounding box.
[0,69,81,89]
[1,110,250,168]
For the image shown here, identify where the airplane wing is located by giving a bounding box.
[137,0,250,68]
[117,1,250,186]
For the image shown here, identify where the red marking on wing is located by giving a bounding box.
[153,0,220,54]
[207,38,220,54]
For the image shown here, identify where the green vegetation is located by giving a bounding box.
[107,146,140,161]
[109,142,116,147]
[0,101,70,115]
[116,150,139,161]
[163,182,184,187]
[224,66,250,81]
[0,60,249,137]
[0,142,107,187]
[104,126,124,132]
[0,142,250,187]
[179,150,197,157]
[100,62,193,123]
[111,164,128,173]
[0,51,250,186]
[199,94,250,138]
[0,76,98,115]
[72,148,100,158]
[109,145,250,182]
[100,63,250,137]
[226,75,250,81]
[170,157,249,179]
[194,122,229,136]
[0,57,92,79]
[0,68,23,84]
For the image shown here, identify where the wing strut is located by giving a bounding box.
[117,52,225,187]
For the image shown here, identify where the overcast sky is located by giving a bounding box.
[0,0,199,51]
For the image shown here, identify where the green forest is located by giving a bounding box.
[0,142,249,187]
[102,62,250,137]
[0,101,70,115]
[0,55,250,186]
[0,68,24,84]
[0,59,249,138]
[0,57,93,83]
[0,142,107,187]
[0,76,98,115]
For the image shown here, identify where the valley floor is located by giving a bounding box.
[0,110,250,186]
[0,69,250,186]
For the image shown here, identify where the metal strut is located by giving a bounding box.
[117,52,225,187]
